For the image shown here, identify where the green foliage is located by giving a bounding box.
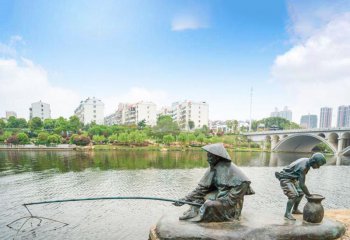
[92,135,106,144]
[108,134,119,143]
[163,134,175,145]
[0,131,12,142]
[152,115,180,139]
[37,132,49,144]
[29,117,43,131]
[69,116,82,133]
[70,134,91,146]
[253,117,301,131]
[54,117,69,135]
[0,119,5,129]
[43,119,56,131]
[177,132,188,145]
[47,134,61,144]
[196,133,206,143]
[137,119,146,130]
[88,125,112,137]
[6,116,28,129]
[118,133,129,144]
[188,120,195,130]
[17,132,30,144]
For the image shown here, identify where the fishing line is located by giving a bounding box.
[7,196,201,238]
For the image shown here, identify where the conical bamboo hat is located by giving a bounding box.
[202,143,231,161]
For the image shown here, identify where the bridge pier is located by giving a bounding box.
[337,137,344,155]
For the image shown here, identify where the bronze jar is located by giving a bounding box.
[303,194,325,223]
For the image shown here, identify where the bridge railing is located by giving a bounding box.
[244,127,350,136]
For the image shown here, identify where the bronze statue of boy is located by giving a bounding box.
[275,153,327,220]
[174,143,254,222]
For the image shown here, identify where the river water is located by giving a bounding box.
[1,150,349,239]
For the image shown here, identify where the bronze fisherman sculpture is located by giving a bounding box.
[174,143,254,222]
[275,153,326,220]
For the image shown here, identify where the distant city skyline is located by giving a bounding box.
[1,1,350,123]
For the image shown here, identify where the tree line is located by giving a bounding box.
[0,115,300,147]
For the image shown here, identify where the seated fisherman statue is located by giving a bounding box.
[174,143,254,222]
[275,152,327,220]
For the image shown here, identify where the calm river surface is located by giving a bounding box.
[1,150,349,240]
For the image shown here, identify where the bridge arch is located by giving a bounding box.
[273,133,337,154]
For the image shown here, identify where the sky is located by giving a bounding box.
[0,0,350,125]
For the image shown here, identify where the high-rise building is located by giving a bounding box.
[74,97,104,125]
[319,107,332,128]
[105,102,157,126]
[6,111,17,119]
[337,105,350,127]
[270,106,292,121]
[29,101,51,120]
[300,114,318,129]
[170,100,209,130]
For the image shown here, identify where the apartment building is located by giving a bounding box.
[29,101,51,120]
[170,101,209,130]
[74,97,104,125]
[319,107,332,128]
[271,106,292,121]
[300,114,318,129]
[105,102,157,126]
[337,105,350,127]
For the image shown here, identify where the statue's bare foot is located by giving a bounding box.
[284,213,296,221]
[292,209,302,214]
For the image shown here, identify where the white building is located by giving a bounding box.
[29,101,51,120]
[320,107,332,128]
[74,97,104,125]
[270,106,292,121]
[170,101,209,130]
[6,111,17,119]
[105,102,157,126]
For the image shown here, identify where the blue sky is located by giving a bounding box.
[1,0,350,124]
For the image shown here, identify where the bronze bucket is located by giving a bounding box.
[303,194,325,223]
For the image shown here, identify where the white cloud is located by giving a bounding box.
[0,57,81,119]
[171,14,209,31]
[271,9,350,125]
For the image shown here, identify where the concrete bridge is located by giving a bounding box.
[244,128,350,156]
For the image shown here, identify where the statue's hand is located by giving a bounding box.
[173,198,186,206]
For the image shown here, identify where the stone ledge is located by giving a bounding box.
[150,210,346,240]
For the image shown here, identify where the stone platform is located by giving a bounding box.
[149,210,346,240]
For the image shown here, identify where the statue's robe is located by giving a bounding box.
[183,160,254,222]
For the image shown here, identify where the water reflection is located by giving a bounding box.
[0,150,349,175]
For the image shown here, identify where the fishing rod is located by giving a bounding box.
[7,196,202,238]
[23,196,202,207]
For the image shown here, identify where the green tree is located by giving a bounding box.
[108,134,119,143]
[47,134,61,144]
[188,133,196,143]
[6,117,28,129]
[0,119,6,129]
[118,133,129,144]
[43,119,56,131]
[37,132,49,144]
[188,120,195,130]
[29,117,43,131]
[177,132,188,145]
[92,135,106,144]
[163,134,175,145]
[17,132,30,144]
[135,131,147,144]
[54,117,69,136]
[255,117,301,131]
[137,119,147,130]
[196,133,206,144]
[69,116,82,133]
[0,132,12,143]
[152,116,180,139]
[6,135,19,145]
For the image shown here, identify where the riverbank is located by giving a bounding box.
[78,144,267,152]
